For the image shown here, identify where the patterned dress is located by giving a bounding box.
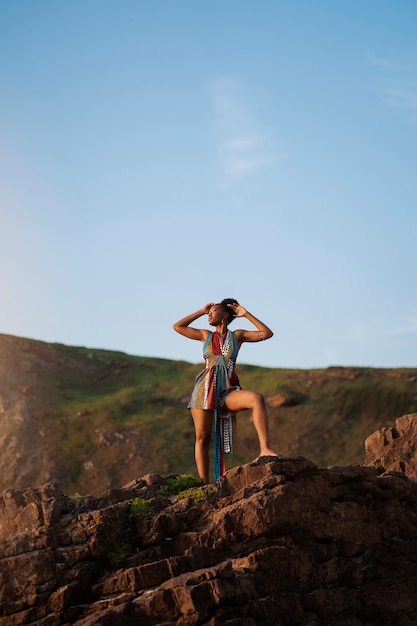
[188,330,241,480]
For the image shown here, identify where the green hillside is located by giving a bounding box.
[0,334,416,495]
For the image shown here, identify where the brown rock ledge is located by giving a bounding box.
[1,457,417,625]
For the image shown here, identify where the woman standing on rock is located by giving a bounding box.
[173,299,279,484]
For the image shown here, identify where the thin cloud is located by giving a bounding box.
[368,51,417,120]
[386,316,417,336]
[220,134,274,176]
[208,77,283,182]
[384,88,417,110]
[353,315,417,341]
[367,51,411,73]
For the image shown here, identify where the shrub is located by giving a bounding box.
[176,488,213,504]
[108,542,133,561]
[70,493,85,502]
[157,474,201,497]
[130,497,153,514]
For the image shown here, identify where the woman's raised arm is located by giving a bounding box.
[173,304,213,341]
[228,303,273,345]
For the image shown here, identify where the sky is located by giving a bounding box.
[1,0,417,369]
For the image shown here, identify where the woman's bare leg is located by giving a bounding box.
[190,408,213,484]
[224,390,279,457]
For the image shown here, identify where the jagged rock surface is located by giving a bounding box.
[1,457,417,626]
[365,413,417,479]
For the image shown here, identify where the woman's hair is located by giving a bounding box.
[220,298,239,324]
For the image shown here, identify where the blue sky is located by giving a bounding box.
[1,0,416,369]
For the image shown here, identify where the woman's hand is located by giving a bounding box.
[227,303,247,318]
[203,302,214,314]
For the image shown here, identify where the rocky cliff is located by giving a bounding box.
[2,424,417,625]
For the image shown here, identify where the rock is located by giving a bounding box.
[1,457,417,625]
[364,413,417,478]
[266,392,303,407]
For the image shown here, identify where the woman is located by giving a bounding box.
[173,299,279,483]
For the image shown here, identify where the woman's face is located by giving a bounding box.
[207,304,226,326]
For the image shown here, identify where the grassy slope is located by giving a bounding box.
[236,365,417,468]
[1,334,416,494]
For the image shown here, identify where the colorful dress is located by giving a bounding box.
[188,330,241,480]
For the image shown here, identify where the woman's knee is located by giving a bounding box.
[195,431,211,448]
[225,389,266,412]
[248,390,266,409]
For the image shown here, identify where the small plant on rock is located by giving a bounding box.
[157,474,201,497]
[108,542,133,561]
[176,488,213,505]
[70,493,85,502]
[130,497,153,514]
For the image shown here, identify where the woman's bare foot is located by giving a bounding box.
[259,448,283,458]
